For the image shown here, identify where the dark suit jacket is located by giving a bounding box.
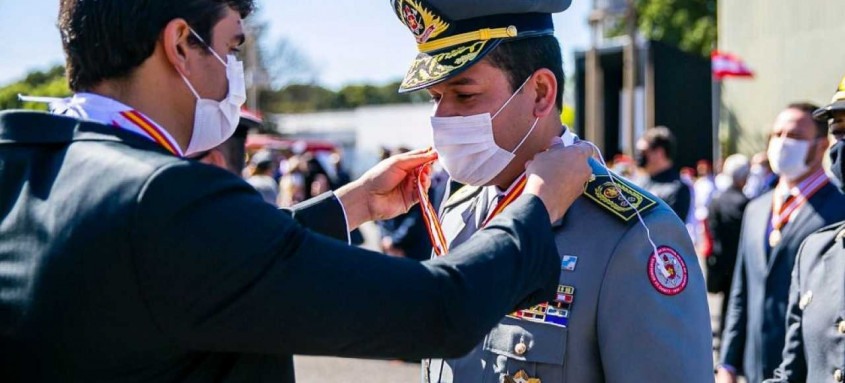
[0,111,562,382]
[720,183,845,383]
[766,221,845,382]
[707,186,750,294]
[641,168,692,220]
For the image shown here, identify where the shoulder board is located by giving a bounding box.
[582,158,659,222]
[443,184,483,210]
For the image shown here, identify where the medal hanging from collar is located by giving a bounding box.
[417,170,528,257]
[768,173,828,247]
[416,167,449,256]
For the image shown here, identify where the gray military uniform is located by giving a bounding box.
[426,160,714,382]
[765,222,845,383]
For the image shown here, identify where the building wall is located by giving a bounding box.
[719,0,845,155]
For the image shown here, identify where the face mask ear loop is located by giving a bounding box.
[178,72,202,100]
[188,28,228,67]
[510,117,540,155]
[582,140,670,278]
[492,76,532,120]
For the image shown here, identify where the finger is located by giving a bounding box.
[390,149,439,171]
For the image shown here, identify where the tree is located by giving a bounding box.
[0,65,70,111]
[635,0,716,57]
[607,0,716,57]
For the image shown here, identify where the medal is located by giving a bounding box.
[768,229,782,248]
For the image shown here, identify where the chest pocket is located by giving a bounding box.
[481,316,568,383]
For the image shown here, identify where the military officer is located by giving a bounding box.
[387,0,714,382]
[765,76,845,383]
[0,0,597,381]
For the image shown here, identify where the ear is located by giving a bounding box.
[530,68,558,119]
[161,18,194,77]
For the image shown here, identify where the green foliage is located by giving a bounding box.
[260,80,429,113]
[0,65,70,111]
[611,0,716,57]
[636,0,716,57]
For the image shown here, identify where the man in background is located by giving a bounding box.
[636,126,693,221]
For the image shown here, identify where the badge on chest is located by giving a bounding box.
[508,285,575,328]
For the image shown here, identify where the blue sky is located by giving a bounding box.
[0,0,590,89]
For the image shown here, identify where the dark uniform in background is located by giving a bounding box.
[766,76,845,383]
[388,1,713,382]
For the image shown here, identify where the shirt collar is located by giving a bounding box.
[778,167,828,199]
[50,93,184,157]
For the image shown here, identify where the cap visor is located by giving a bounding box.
[813,100,845,121]
[398,39,502,93]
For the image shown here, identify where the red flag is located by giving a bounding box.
[711,51,754,80]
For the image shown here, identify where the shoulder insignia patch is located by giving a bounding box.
[443,184,482,210]
[582,158,658,221]
[648,246,688,296]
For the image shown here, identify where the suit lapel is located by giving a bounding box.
[751,195,774,276]
[767,186,829,272]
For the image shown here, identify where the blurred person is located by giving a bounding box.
[377,147,432,261]
[717,103,845,383]
[246,149,279,206]
[706,154,750,343]
[328,150,352,189]
[0,0,597,381]
[694,160,717,258]
[309,173,331,198]
[765,76,845,383]
[277,155,306,207]
[610,153,635,179]
[744,152,778,199]
[389,1,713,381]
[636,126,693,221]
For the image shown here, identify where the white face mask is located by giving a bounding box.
[767,136,812,181]
[430,77,538,186]
[179,28,247,156]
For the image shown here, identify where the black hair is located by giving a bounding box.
[483,35,564,110]
[59,0,255,91]
[643,126,676,160]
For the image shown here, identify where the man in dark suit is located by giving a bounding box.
[0,1,594,381]
[636,126,693,221]
[707,154,751,341]
[765,75,845,383]
[717,103,845,383]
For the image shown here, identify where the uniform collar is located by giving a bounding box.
[45,92,184,157]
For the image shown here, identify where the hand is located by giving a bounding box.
[715,367,737,383]
[523,139,592,223]
[336,148,437,229]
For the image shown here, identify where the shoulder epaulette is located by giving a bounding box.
[582,158,658,222]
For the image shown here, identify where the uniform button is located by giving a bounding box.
[835,368,843,382]
[514,341,527,356]
[838,321,845,335]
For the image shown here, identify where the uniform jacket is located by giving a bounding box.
[720,184,845,383]
[0,111,564,382]
[766,221,845,383]
[427,160,714,383]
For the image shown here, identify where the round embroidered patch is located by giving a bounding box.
[647,246,688,296]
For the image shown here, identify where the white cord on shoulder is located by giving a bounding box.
[581,140,668,276]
